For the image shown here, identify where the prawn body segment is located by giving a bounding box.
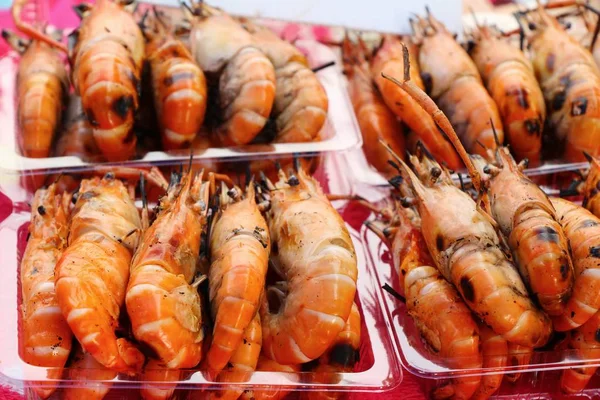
[55,175,144,372]
[261,168,358,364]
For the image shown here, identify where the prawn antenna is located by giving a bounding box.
[140,173,147,209]
[490,118,501,147]
[312,60,336,73]
[416,141,435,160]
[139,8,150,32]
[513,11,526,51]
[583,151,594,163]
[470,6,482,29]
[382,283,406,303]
[401,44,410,81]
[245,164,253,187]
[559,179,581,197]
[293,153,301,172]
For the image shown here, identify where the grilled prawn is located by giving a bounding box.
[303,302,361,400]
[258,165,358,364]
[370,34,461,170]
[141,9,207,151]
[560,310,600,393]
[240,20,328,143]
[54,95,103,162]
[342,35,406,178]
[194,313,262,400]
[126,170,211,369]
[140,359,181,400]
[70,0,144,161]
[63,345,117,400]
[468,25,546,166]
[523,3,600,161]
[471,149,574,316]
[206,182,270,376]
[471,322,508,400]
[2,29,68,158]
[582,153,600,218]
[369,196,481,399]
[20,184,72,400]
[412,11,504,158]
[383,46,552,347]
[55,172,145,372]
[239,356,301,400]
[551,198,600,330]
[184,2,276,146]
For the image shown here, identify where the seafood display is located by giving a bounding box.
[14,163,361,399]
[3,1,332,165]
[520,2,600,162]
[468,25,546,166]
[11,0,600,399]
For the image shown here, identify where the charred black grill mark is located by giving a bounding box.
[507,88,530,109]
[552,91,567,111]
[571,97,588,116]
[546,53,556,72]
[580,220,599,229]
[436,235,444,252]
[591,246,600,258]
[85,108,99,127]
[535,226,560,243]
[80,191,98,200]
[113,95,134,120]
[163,71,196,87]
[329,343,359,367]
[421,72,433,94]
[560,263,570,280]
[123,128,136,144]
[524,118,541,136]
[460,277,475,303]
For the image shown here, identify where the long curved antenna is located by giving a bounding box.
[380,43,482,194]
[11,0,68,53]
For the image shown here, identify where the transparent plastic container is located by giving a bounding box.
[0,6,362,173]
[354,166,599,399]
[0,152,402,398]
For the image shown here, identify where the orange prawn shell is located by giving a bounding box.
[410,169,551,348]
[71,0,144,161]
[528,14,600,162]
[16,40,68,158]
[470,322,507,400]
[127,174,206,369]
[20,186,72,400]
[55,176,144,372]
[370,35,461,170]
[470,31,545,165]
[261,169,358,364]
[582,157,600,218]
[478,150,574,316]
[206,185,270,375]
[391,208,481,399]
[146,34,207,150]
[551,198,600,331]
[417,19,504,157]
[342,37,405,178]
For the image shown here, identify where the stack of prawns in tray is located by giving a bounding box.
[3,0,330,165]
[19,161,362,400]
[364,25,600,397]
[347,1,600,182]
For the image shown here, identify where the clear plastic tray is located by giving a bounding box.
[0,12,363,173]
[0,153,402,397]
[354,167,599,399]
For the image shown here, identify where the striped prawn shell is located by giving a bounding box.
[552,198,600,331]
[55,175,144,372]
[147,36,207,150]
[20,184,72,399]
[70,0,144,161]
